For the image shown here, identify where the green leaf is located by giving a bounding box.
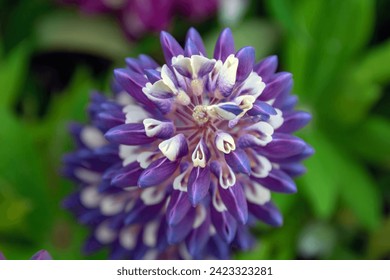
[298,129,340,218]
[354,39,390,84]
[338,157,381,230]
[345,117,390,166]
[35,11,132,61]
[0,42,30,110]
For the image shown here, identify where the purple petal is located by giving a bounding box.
[83,236,104,255]
[273,144,314,164]
[248,100,277,117]
[105,123,155,145]
[144,69,161,83]
[236,47,255,82]
[251,169,297,193]
[277,111,312,133]
[159,134,189,161]
[160,31,184,65]
[219,181,248,224]
[186,27,207,56]
[138,157,179,188]
[96,111,125,131]
[114,69,156,109]
[184,38,200,57]
[253,55,278,82]
[124,200,165,225]
[280,162,307,177]
[224,149,251,175]
[138,54,159,69]
[211,206,237,243]
[260,72,292,101]
[188,166,211,205]
[125,57,143,73]
[234,225,256,250]
[248,201,283,227]
[255,133,307,159]
[218,103,243,117]
[186,209,211,258]
[214,28,235,61]
[111,162,144,188]
[30,250,52,260]
[166,190,192,225]
[167,207,196,244]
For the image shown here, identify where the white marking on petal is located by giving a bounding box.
[119,145,138,166]
[218,54,239,91]
[120,226,139,250]
[245,121,274,146]
[209,225,217,235]
[215,131,236,154]
[80,186,101,208]
[123,104,149,123]
[100,195,125,216]
[219,165,236,189]
[245,182,271,205]
[212,191,227,212]
[74,168,101,184]
[116,91,133,106]
[95,222,116,244]
[140,188,165,206]
[192,140,207,168]
[179,244,192,260]
[137,151,155,168]
[143,118,164,137]
[143,249,158,260]
[268,108,284,129]
[143,221,159,247]
[193,206,207,229]
[251,154,272,178]
[173,171,189,192]
[158,134,182,161]
[124,199,137,212]
[240,72,266,99]
[161,64,178,93]
[80,126,107,149]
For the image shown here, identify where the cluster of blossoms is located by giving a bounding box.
[63,28,312,259]
[63,0,217,39]
[0,250,52,260]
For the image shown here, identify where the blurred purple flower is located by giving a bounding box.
[63,28,312,259]
[0,250,52,260]
[62,0,217,40]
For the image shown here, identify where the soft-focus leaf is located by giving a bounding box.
[35,12,131,61]
[0,42,30,110]
[355,39,390,84]
[298,129,340,218]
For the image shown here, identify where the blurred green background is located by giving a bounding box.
[0,0,389,260]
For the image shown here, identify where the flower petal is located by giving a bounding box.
[160,31,184,65]
[166,190,192,225]
[251,168,297,193]
[138,157,180,188]
[188,166,211,205]
[224,148,251,175]
[219,181,248,224]
[236,46,255,82]
[214,28,235,61]
[105,123,155,145]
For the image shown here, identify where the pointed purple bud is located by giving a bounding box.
[248,100,277,118]
[184,38,200,57]
[278,111,312,133]
[138,157,180,188]
[96,111,125,130]
[105,123,155,145]
[280,162,307,177]
[211,205,237,243]
[114,69,155,109]
[236,47,255,82]
[186,207,211,258]
[255,133,306,159]
[260,72,293,101]
[125,57,143,73]
[224,148,251,175]
[254,55,278,82]
[138,54,159,69]
[143,119,175,139]
[186,27,207,56]
[275,144,314,164]
[144,69,161,83]
[160,31,184,65]
[188,166,211,205]
[111,162,144,188]
[214,28,235,61]
[248,201,283,227]
[234,225,256,250]
[30,250,52,260]
[167,207,196,244]
[252,169,297,193]
[166,190,192,225]
[218,181,248,224]
[158,134,188,161]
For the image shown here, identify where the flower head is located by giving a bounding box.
[63,0,218,40]
[63,28,312,259]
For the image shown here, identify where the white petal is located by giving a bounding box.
[123,104,149,123]
[268,108,284,129]
[81,126,107,149]
[80,186,101,208]
[215,132,236,154]
[95,222,116,244]
[140,188,165,205]
[245,182,271,205]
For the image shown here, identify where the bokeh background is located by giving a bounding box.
[0,0,389,260]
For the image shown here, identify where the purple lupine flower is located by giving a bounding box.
[0,250,52,260]
[63,28,312,259]
[62,0,218,40]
